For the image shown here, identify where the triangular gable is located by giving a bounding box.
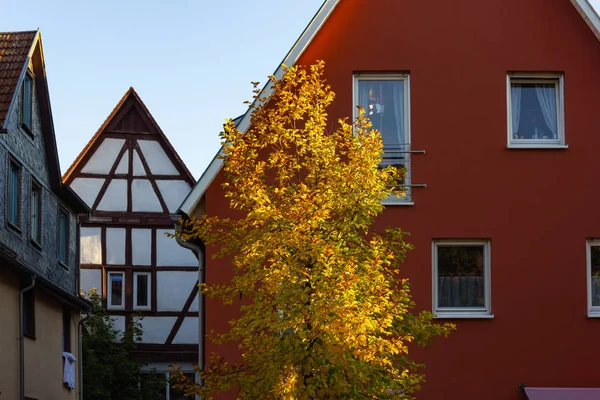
[178,0,600,217]
[64,88,196,213]
[0,30,88,213]
[63,87,195,183]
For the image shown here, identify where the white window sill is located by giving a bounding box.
[381,200,414,206]
[507,144,568,149]
[433,313,494,319]
[587,312,600,318]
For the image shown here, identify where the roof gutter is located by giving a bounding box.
[172,215,205,392]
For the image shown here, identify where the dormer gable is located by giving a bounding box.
[63,88,195,215]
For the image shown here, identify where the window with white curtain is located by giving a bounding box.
[586,241,600,317]
[433,240,492,318]
[353,74,412,202]
[507,74,565,147]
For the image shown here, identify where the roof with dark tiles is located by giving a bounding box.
[0,30,37,128]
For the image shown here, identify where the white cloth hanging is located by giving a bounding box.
[535,84,558,139]
[63,351,77,389]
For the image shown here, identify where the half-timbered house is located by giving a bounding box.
[63,87,199,394]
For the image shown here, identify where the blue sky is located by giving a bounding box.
[0,0,325,178]
[1,0,599,179]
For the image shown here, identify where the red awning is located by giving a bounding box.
[525,387,600,400]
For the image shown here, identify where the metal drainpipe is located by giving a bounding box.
[175,234,205,395]
[77,310,91,400]
[19,276,36,400]
[75,214,92,399]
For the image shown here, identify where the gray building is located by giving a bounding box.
[0,30,89,400]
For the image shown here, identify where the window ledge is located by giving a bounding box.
[20,123,33,137]
[7,222,22,234]
[587,312,600,318]
[381,200,414,206]
[507,144,568,149]
[58,261,69,270]
[433,313,494,319]
[29,239,42,251]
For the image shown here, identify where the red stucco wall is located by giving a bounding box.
[204,0,600,398]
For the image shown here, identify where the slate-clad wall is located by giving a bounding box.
[0,74,77,294]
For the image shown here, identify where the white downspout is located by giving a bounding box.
[175,233,205,397]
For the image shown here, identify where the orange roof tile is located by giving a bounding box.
[0,30,36,128]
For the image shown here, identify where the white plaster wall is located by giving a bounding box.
[81,138,125,174]
[70,178,105,208]
[110,315,126,340]
[106,228,126,264]
[132,229,152,265]
[156,180,192,212]
[138,317,177,344]
[115,149,129,174]
[173,317,199,345]
[157,271,198,311]
[133,150,145,176]
[138,140,179,175]
[97,179,128,211]
[80,227,102,264]
[156,229,198,266]
[80,269,102,294]
[132,179,162,212]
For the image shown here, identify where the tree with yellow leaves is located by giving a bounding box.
[175,61,454,399]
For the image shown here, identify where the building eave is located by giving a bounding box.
[571,0,600,40]
[0,242,91,310]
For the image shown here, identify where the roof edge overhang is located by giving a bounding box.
[177,0,340,217]
[59,184,91,214]
[571,0,600,40]
[0,243,91,310]
[178,0,600,217]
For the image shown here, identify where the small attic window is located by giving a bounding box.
[21,73,33,135]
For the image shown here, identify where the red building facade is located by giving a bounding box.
[179,0,600,398]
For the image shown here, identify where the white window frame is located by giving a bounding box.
[432,239,493,318]
[506,73,566,149]
[352,73,412,204]
[586,241,600,317]
[107,271,125,310]
[133,271,152,310]
[139,369,200,400]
